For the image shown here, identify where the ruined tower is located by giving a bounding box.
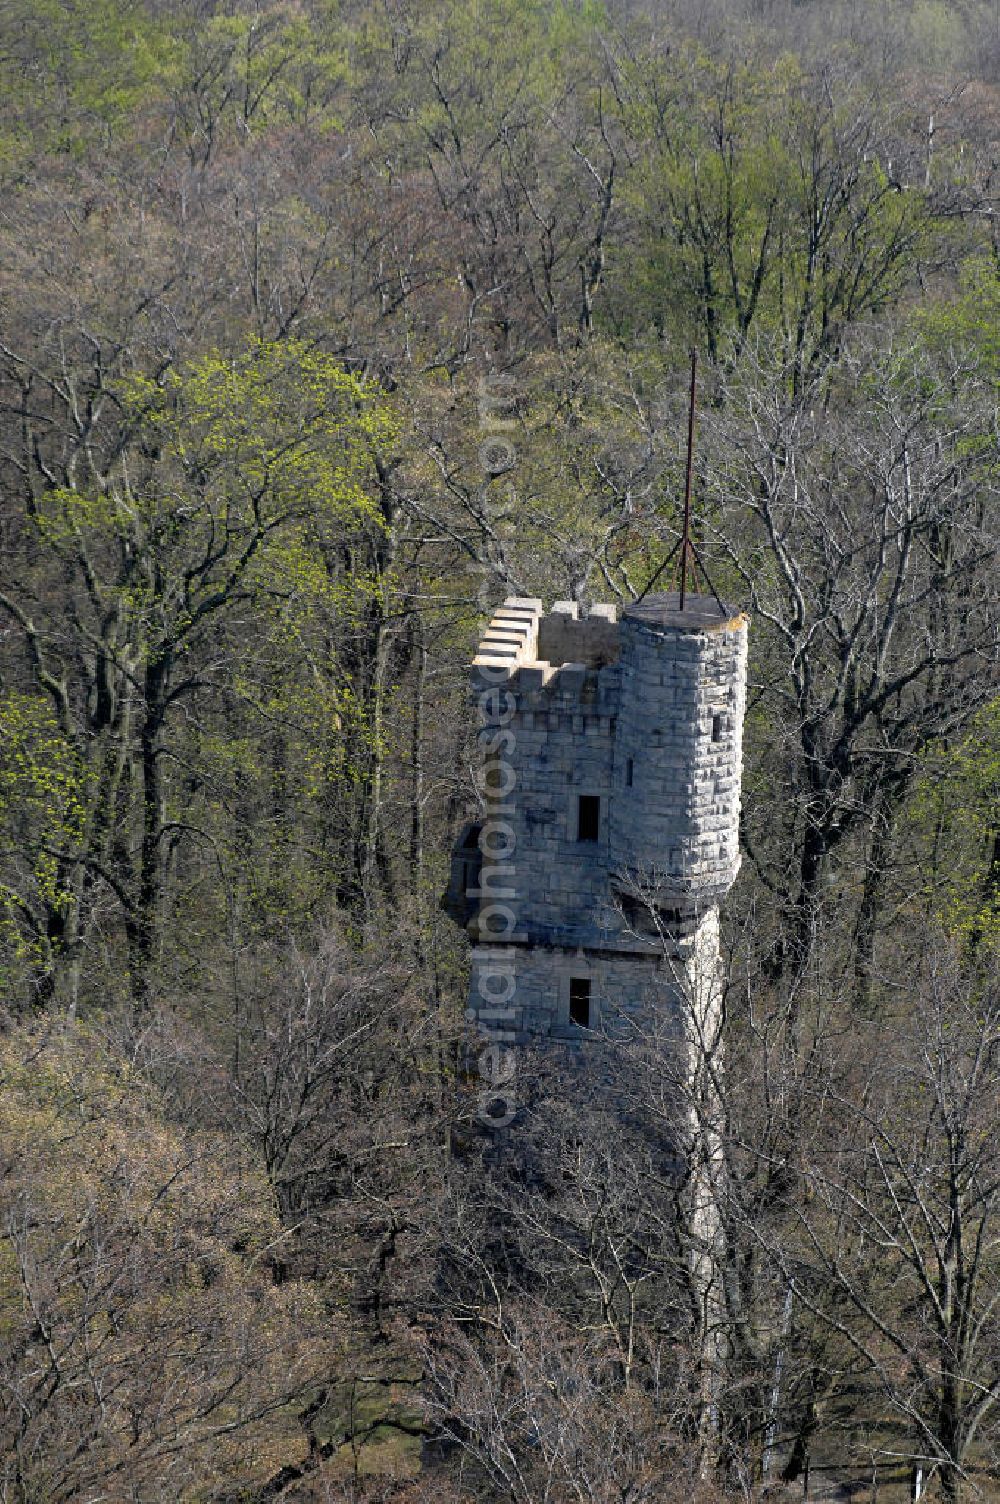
[444,591,748,1073]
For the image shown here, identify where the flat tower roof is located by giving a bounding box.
[624,592,743,631]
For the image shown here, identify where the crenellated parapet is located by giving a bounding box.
[473,598,620,685]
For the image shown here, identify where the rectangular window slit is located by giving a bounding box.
[577,794,600,842]
[712,714,723,742]
[625,757,633,787]
[569,977,591,1029]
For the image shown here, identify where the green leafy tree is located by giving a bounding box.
[0,695,89,1000]
[612,45,940,379]
[0,338,392,1005]
[908,702,1000,952]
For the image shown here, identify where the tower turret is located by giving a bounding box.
[610,593,748,917]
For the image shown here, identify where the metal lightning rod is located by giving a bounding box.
[678,346,697,613]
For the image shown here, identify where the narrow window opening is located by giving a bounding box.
[569,977,591,1029]
[577,794,600,842]
[711,714,723,743]
[625,757,633,787]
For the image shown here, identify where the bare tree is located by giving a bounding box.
[708,332,1000,992]
[761,943,1000,1502]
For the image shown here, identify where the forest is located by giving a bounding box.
[0,0,998,1498]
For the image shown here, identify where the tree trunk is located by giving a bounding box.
[409,613,427,899]
[853,798,894,1011]
[133,655,169,1004]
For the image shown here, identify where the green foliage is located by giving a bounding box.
[909,0,967,69]
[0,0,176,160]
[354,0,610,202]
[917,254,1000,379]
[0,0,360,165]
[0,694,88,977]
[910,702,1000,948]
[32,340,392,663]
[124,338,393,529]
[611,44,939,365]
[4,339,395,997]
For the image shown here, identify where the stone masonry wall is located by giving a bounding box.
[469,942,678,1042]
[537,601,620,668]
[469,905,722,1045]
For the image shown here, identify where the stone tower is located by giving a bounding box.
[443,592,748,1085]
